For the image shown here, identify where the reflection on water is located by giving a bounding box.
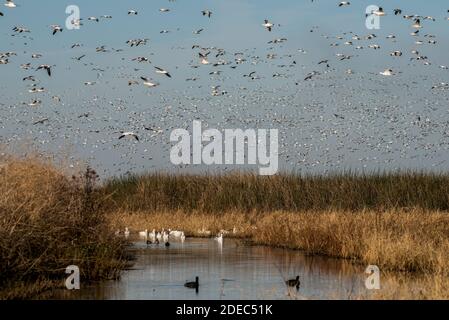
[51,238,370,300]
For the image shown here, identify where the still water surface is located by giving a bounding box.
[52,238,372,300]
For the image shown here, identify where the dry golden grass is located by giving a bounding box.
[103,171,449,213]
[252,210,449,275]
[356,274,449,300]
[105,171,449,279]
[109,209,449,299]
[109,209,449,276]
[0,156,129,299]
[2,153,449,299]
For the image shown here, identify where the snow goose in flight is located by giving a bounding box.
[13,26,30,33]
[128,9,138,15]
[87,16,99,22]
[119,132,139,141]
[338,2,350,7]
[201,10,212,18]
[380,68,394,76]
[71,18,83,28]
[372,7,385,16]
[29,87,45,93]
[262,19,274,32]
[268,38,287,44]
[412,19,422,29]
[33,118,49,125]
[36,64,52,76]
[132,56,151,63]
[155,66,171,78]
[144,127,163,134]
[72,54,86,61]
[159,8,170,13]
[50,24,63,35]
[432,83,449,90]
[23,75,35,81]
[243,71,257,80]
[140,77,159,87]
[28,99,41,107]
[199,52,210,65]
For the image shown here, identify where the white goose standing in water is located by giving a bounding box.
[215,233,223,245]
[162,231,169,243]
[139,229,148,238]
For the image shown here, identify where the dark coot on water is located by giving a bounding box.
[185,276,199,293]
[286,276,300,289]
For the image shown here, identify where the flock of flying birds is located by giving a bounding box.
[1,1,449,175]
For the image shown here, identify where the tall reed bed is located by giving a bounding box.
[103,171,449,213]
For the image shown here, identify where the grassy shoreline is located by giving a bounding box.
[109,209,449,299]
[108,209,449,276]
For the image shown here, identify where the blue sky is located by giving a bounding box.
[1,1,449,176]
